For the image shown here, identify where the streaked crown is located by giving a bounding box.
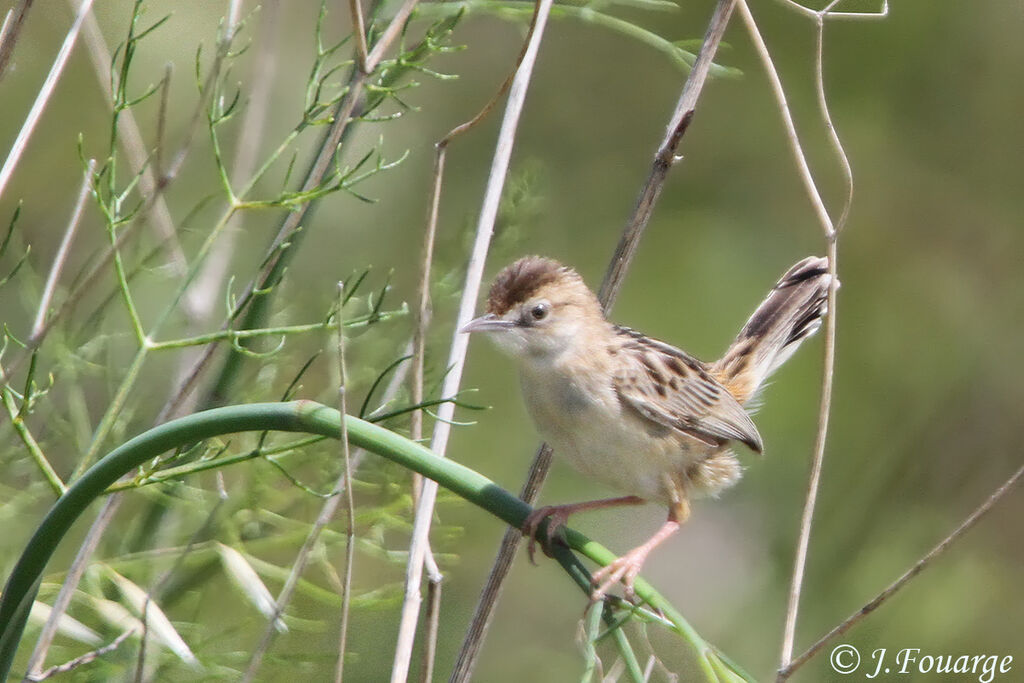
[486,256,599,316]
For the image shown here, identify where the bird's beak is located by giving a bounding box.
[461,313,515,334]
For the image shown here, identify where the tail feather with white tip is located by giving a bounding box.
[713,256,835,404]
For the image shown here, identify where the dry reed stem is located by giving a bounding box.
[390,0,556,679]
[25,628,135,682]
[23,496,121,677]
[0,0,95,204]
[405,0,552,677]
[418,575,443,683]
[334,282,357,683]
[0,0,35,81]
[365,0,420,71]
[31,159,96,341]
[734,0,850,671]
[350,0,369,72]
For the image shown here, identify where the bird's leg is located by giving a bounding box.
[521,496,645,565]
[590,500,690,602]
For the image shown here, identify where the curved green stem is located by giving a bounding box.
[0,401,741,681]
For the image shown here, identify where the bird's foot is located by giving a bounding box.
[589,544,654,603]
[521,505,575,564]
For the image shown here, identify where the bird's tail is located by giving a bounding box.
[713,256,835,404]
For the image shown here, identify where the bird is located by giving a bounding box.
[462,255,834,600]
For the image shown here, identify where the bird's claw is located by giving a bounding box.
[521,505,570,565]
[588,547,650,603]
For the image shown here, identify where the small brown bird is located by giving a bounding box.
[462,255,834,600]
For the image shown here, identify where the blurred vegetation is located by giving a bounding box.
[0,0,1021,681]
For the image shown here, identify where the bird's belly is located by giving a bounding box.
[522,371,698,504]
[560,419,685,502]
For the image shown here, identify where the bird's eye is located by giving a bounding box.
[530,303,549,321]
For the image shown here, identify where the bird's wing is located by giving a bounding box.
[611,327,764,453]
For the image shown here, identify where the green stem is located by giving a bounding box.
[103,435,328,493]
[0,387,66,496]
[105,216,147,346]
[148,309,404,350]
[0,401,737,681]
[74,347,148,478]
[414,0,738,77]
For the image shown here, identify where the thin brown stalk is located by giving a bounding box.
[0,0,95,204]
[409,129,440,509]
[812,2,853,234]
[451,2,736,680]
[365,0,420,71]
[410,0,544,466]
[736,0,847,670]
[779,463,1024,681]
[0,0,34,82]
[31,159,96,341]
[24,496,122,677]
[737,0,834,237]
[391,0,556,679]
[777,234,838,671]
[350,0,369,72]
[25,628,135,682]
[419,574,443,683]
[132,600,148,683]
[334,282,357,683]
[405,83,442,663]
[598,1,735,307]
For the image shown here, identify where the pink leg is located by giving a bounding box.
[590,501,689,602]
[522,496,644,564]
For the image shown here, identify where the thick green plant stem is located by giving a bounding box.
[0,401,739,681]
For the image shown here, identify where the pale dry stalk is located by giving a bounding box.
[31,159,96,341]
[0,0,95,204]
[408,0,554,676]
[390,0,556,679]
[334,282,357,683]
[734,0,847,671]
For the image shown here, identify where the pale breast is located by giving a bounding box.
[519,364,711,504]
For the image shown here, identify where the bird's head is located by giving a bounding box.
[462,256,605,361]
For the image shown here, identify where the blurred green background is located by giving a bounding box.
[1,0,1021,681]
